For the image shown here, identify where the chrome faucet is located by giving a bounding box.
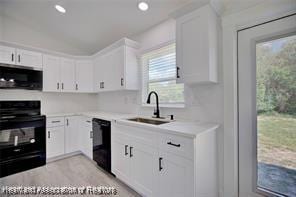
[146,91,160,118]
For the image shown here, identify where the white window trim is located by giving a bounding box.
[140,41,185,108]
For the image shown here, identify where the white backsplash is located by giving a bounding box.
[0,90,98,115]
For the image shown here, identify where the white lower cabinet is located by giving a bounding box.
[46,126,65,159]
[46,115,92,160]
[112,122,217,197]
[130,140,159,196]
[65,116,80,154]
[112,133,131,183]
[78,116,93,159]
[112,131,158,196]
[158,151,194,197]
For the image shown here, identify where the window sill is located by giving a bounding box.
[142,103,185,109]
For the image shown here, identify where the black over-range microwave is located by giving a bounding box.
[0,64,42,90]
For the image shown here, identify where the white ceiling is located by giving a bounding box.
[0,0,193,54]
[0,0,265,55]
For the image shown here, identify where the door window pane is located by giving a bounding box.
[256,34,296,196]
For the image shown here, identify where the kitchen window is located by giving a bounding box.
[141,43,184,107]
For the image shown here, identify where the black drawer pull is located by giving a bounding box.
[176,66,180,78]
[129,146,133,157]
[167,142,181,147]
[125,145,128,156]
[159,157,163,171]
[51,121,61,123]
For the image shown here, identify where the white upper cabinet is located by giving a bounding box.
[43,55,94,93]
[16,49,43,69]
[0,45,15,64]
[75,60,94,93]
[94,38,139,92]
[176,4,219,84]
[0,45,42,69]
[43,55,60,92]
[60,58,76,92]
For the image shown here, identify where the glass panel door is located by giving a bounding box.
[238,14,296,197]
[256,35,296,196]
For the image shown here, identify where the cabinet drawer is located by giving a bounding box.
[159,134,194,160]
[46,117,65,128]
[112,123,159,147]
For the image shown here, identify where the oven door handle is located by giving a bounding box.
[0,153,43,165]
[6,116,45,123]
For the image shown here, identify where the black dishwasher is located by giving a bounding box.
[92,119,111,173]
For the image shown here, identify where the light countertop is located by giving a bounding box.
[45,111,219,138]
[116,118,219,138]
[45,111,135,121]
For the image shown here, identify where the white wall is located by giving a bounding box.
[97,17,225,196]
[132,19,176,53]
[0,15,3,40]
[1,15,87,56]
[0,90,98,115]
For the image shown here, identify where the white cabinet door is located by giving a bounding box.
[0,45,15,64]
[105,47,124,91]
[111,133,131,184]
[94,55,104,92]
[43,55,60,92]
[158,151,194,197]
[79,117,93,159]
[65,116,80,154]
[46,126,65,159]
[130,140,158,197]
[75,60,94,92]
[60,58,76,92]
[176,5,218,84]
[16,49,42,69]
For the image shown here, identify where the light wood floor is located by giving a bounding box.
[0,155,141,197]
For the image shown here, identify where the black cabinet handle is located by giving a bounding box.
[51,120,61,123]
[121,78,124,86]
[48,131,50,138]
[102,82,104,89]
[176,66,180,78]
[18,54,20,63]
[61,83,64,90]
[11,53,14,62]
[167,142,181,147]
[159,157,163,171]
[66,119,69,126]
[86,120,91,123]
[76,84,78,90]
[57,83,59,90]
[129,146,133,157]
[125,145,129,156]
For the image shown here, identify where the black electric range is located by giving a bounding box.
[0,101,46,178]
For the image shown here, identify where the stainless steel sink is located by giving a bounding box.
[127,117,169,125]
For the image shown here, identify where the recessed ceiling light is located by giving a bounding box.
[55,4,66,13]
[138,2,149,11]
